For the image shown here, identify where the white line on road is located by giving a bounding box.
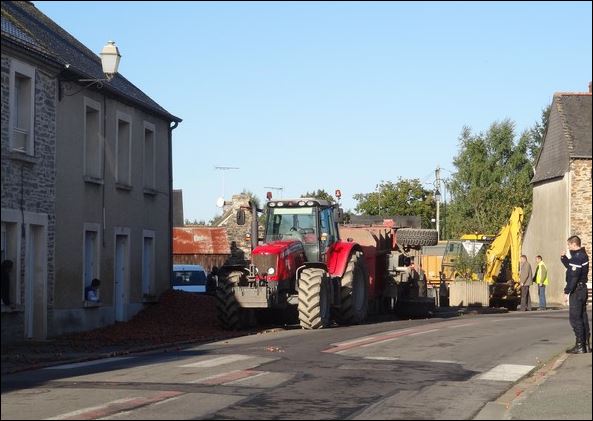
[478,364,535,382]
[45,398,139,419]
[429,360,462,364]
[408,329,439,336]
[43,357,133,370]
[364,356,400,361]
[179,354,253,368]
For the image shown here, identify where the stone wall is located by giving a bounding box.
[1,54,57,342]
[219,194,256,264]
[570,159,592,257]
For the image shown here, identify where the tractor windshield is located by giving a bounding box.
[265,207,318,244]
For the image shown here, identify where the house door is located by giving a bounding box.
[25,224,47,339]
[114,234,129,322]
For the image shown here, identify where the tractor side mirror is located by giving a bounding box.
[236,209,246,226]
[334,207,344,223]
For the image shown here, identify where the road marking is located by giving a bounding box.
[429,360,461,364]
[478,364,535,382]
[447,322,477,329]
[364,356,400,361]
[45,391,184,420]
[409,329,439,336]
[323,329,420,353]
[179,354,253,368]
[43,357,133,370]
[189,369,265,385]
[224,371,269,385]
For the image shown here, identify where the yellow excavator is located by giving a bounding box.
[484,207,524,284]
[439,207,524,308]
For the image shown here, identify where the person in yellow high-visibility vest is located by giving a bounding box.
[534,255,549,310]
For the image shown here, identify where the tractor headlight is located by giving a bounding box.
[267,267,275,275]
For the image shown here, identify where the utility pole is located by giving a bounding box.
[214,166,239,199]
[264,186,284,199]
[435,165,441,242]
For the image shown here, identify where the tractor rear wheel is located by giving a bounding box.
[216,271,243,330]
[337,251,369,325]
[298,268,331,330]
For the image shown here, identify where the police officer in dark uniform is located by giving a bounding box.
[561,235,590,354]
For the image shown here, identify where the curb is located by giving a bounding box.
[473,351,569,420]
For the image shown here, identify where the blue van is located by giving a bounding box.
[172,264,208,293]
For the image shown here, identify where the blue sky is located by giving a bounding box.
[36,1,592,222]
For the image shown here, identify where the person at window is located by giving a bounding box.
[1,260,14,307]
[85,278,101,302]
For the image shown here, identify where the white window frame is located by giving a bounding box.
[1,209,23,305]
[143,121,156,190]
[82,223,101,301]
[115,111,133,187]
[83,97,103,181]
[9,59,36,156]
[142,230,156,297]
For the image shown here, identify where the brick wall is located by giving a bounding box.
[570,159,592,258]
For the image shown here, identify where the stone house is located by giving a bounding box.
[1,1,181,342]
[522,85,592,305]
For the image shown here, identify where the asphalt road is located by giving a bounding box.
[0,310,579,420]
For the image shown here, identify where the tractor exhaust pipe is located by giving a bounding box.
[251,200,259,251]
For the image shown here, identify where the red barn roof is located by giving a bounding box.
[173,227,230,255]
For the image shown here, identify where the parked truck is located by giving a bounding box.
[216,194,438,330]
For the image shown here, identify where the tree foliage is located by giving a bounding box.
[353,178,436,228]
[446,115,547,238]
[301,189,336,203]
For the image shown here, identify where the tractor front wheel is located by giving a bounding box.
[215,271,243,330]
[298,268,331,330]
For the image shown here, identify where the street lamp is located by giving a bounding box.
[99,41,121,81]
[59,41,122,100]
[435,188,441,241]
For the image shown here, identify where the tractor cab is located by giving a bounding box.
[265,199,339,263]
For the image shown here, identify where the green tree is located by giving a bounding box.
[446,120,534,237]
[353,178,436,228]
[527,104,551,161]
[301,189,336,203]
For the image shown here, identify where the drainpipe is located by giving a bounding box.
[168,121,179,287]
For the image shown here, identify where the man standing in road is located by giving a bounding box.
[534,255,549,310]
[519,255,533,311]
[561,235,590,354]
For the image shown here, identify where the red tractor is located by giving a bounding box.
[217,197,366,329]
[216,195,438,330]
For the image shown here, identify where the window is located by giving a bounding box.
[143,122,156,190]
[82,223,101,301]
[84,97,103,181]
[142,230,155,297]
[10,60,35,155]
[116,112,132,187]
[1,219,21,306]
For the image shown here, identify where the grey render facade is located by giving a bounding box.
[522,89,592,306]
[1,1,181,341]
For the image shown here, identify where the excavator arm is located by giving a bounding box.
[483,207,524,285]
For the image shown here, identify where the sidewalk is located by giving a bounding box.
[1,290,262,374]
[475,351,592,420]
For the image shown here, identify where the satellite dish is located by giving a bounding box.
[216,197,225,208]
